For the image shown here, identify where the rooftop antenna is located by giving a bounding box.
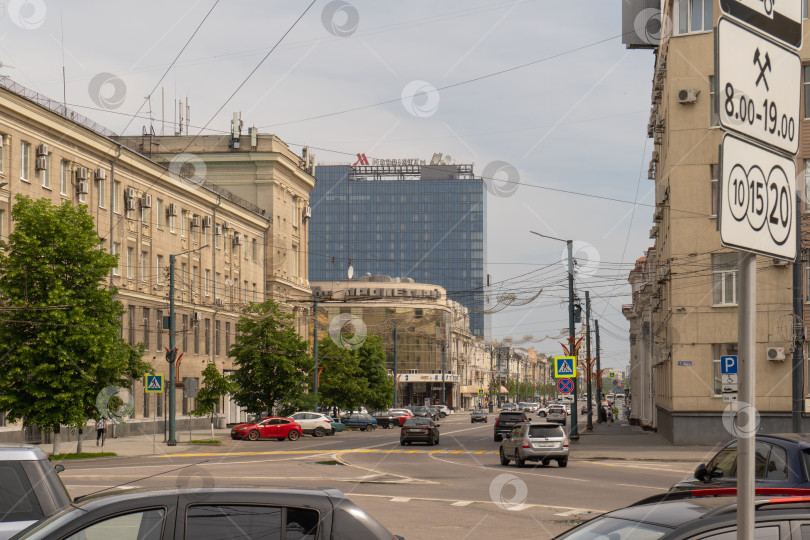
[185,97,190,134]
[60,10,66,109]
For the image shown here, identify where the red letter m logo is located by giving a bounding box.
[353,153,369,166]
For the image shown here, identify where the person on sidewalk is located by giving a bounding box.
[607,408,614,426]
[96,417,107,446]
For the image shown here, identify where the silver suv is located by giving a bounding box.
[546,405,567,426]
[499,422,569,468]
[0,445,70,539]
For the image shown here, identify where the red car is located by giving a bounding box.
[231,417,302,441]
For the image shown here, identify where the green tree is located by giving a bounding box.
[356,335,393,410]
[0,196,145,454]
[230,300,314,416]
[317,339,366,414]
[192,362,237,440]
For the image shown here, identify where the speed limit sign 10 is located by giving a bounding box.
[720,133,796,261]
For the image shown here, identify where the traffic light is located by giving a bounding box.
[573,302,582,324]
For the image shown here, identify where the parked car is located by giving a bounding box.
[427,406,445,419]
[552,488,810,539]
[11,487,404,540]
[388,409,412,426]
[499,422,569,468]
[493,410,531,442]
[435,405,452,416]
[329,416,345,432]
[671,433,810,492]
[0,445,70,540]
[470,409,488,423]
[370,411,400,429]
[288,412,334,437]
[400,417,440,446]
[518,402,537,413]
[546,405,567,426]
[230,417,302,441]
[501,402,517,411]
[342,413,377,431]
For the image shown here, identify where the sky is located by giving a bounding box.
[0,0,656,371]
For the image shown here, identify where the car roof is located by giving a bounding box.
[758,433,810,446]
[608,497,738,528]
[73,487,348,508]
[0,444,50,460]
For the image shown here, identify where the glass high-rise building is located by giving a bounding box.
[309,162,488,337]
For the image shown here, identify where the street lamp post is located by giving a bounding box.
[168,244,209,446]
[530,231,579,440]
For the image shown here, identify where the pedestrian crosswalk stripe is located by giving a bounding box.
[391,497,411,502]
[451,501,474,507]
[160,448,500,458]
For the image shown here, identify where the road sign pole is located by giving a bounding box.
[168,254,177,446]
[585,291,593,431]
[595,320,602,423]
[567,240,579,440]
[737,251,756,540]
[792,192,804,433]
[489,347,494,413]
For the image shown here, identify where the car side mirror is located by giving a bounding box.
[710,466,724,479]
[54,464,65,474]
[694,463,708,481]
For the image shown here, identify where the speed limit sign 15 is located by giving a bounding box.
[720,133,796,261]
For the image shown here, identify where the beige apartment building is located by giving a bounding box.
[621,0,804,444]
[116,128,315,338]
[0,77,314,439]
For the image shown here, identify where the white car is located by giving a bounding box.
[288,412,334,437]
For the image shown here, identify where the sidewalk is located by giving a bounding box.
[572,417,722,463]
[39,427,236,458]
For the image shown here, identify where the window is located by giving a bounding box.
[141,251,149,282]
[142,307,150,349]
[0,134,4,173]
[40,153,50,188]
[225,322,231,354]
[709,75,719,127]
[251,238,257,261]
[244,280,248,304]
[63,508,165,540]
[215,224,221,249]
[215,320,221,356]
[712,343,738,395]
[805,160,810,211]
[192,265,199,297]
[253,283,257,302]
[141,205,149,225]
[181,209,187,237]
[60,160,68,195]
[156,198,163,228]
[112,242,120,275]
[128,305,136,345]
[113,180,121,213]
[766,444,788,480]
[245,237,250,260]
[710,164,719,217]
[169,212,176,233]
[292,196,298,229]
[156,254,163,284]
[181,262,187,291]
[215,272,220,299]
[97,173,105,208]
[291,244,298,277]
[205,269,211,296]
[126,247,134,278]
[805,66,810,119]
[712,253,738,305]
[0,210,5,240]
[194,315,200,354]
[182,314,189,351]
[677,0,713,34]
[19,142,30,181]
[204,318,210,356]
[156,309,163,351]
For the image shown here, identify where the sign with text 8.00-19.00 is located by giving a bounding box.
[720,133,796,260]
[717,18,800,155]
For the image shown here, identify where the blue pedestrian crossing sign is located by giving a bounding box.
[554,356,576,378]
[145,374,164,393]
[720,355,738,375]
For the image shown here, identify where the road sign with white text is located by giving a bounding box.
[721,355,739,375]
[720,134,796,260]
[718,18,800,154]
[720,0,802,49]
[554,356,576,378]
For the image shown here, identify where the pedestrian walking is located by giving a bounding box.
[607,408,614,426]
[96,417,107,446]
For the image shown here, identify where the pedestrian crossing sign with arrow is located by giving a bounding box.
[554,356,576,378]
[145,374,164,393]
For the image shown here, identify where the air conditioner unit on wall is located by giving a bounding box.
[303,206,312,220]
[76,167,88,181]
[76,180,89,194]
[222,221,231,230]
[677,88,699,104]
[767,346,786,361]
[233,234,242,246]
[202,216,213,228]
[36,143,48,156]
[126,187,137,199]
[191,216,202,228]
[140,194,152,208]
[215,298,224,307]
[125,197,137,211]
[166,203,178,217]
[95,168,107,181]
[193,312,202,322]
[35,157,46,171]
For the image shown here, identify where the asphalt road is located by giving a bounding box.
[57,414,692,539]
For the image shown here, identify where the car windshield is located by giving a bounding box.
[404,417,431,426]
[473,409,486,414]
[554,516,670,539]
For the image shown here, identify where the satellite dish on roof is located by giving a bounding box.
[348,265,354,279]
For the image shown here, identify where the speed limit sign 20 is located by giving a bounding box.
[720,134,796,260]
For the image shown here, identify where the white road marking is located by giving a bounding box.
[452,501,474,507]
[617,483,662,490]
[350,492,606,514]
[554,509,588,517]
[391,497,411,502]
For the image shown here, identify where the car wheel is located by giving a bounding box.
[400,440,406,446]
[327,429,335,436]
[484,419,487,423]
[361,425,367,431]
[494,434,502,442]
[313,427,325,437]
[247,430,259,441]
[428,435,435,446]
[515,450,525,468]
[558,458,568,468]
[435,435,439,444]
[471,420,475,424]
[288,430,300,441]
[538,412,546,417]
[542,459,550,467]
[499,447,510,466]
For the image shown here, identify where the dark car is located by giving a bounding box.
[11,487,404,540]
[470,409,488,423]
[0,445,70,540]
[553,489,810,539]
[671,433,810,492]
[342,413,378,431]
[230,417,302,441]
[427,406,446,418]
[410,406,439,420]
[400,417,440,446]
[494,411,530,442]
[370,411,399,429]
